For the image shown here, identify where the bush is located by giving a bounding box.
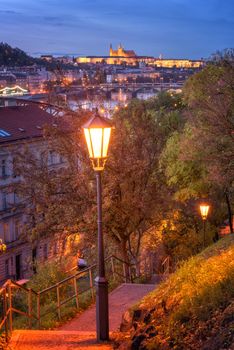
[118,235,234,349]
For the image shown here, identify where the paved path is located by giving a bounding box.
[8,283,156,349]
[9,330,112,349]
[59,283,156,332]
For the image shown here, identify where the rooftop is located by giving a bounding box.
[0,104,65,144]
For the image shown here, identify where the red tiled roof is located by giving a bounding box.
[0,104,63,144]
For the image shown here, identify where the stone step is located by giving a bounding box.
[8,284,157,349]
[9,330,113,349]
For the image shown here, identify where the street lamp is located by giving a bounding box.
[199,204,210,248]
[83,110,112,341]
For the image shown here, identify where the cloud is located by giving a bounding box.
[0,0,233,58]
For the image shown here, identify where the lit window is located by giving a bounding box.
[3,222,10,243]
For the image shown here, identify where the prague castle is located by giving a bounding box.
[76,44,203,68]
[109,43,136,58]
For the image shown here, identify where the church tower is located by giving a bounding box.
[110,44,113,56]
[118,43,124,56]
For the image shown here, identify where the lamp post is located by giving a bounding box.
[83,110,112,341]
[199,204,210,248]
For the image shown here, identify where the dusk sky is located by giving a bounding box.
[0,0,233,59]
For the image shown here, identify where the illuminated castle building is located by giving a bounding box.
[109,43,136,58]
[76,44,203,68]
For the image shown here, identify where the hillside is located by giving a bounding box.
[115,235,234,350]
[0,42,36,66]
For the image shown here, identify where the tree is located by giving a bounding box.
[161,52,234,233]
[183,55,234,232]
[15,93,185,265]
[99,95,185,263]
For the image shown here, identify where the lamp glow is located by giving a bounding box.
[83,112,112,171]
[200,204,210,221]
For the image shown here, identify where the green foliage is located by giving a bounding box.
[27,259,68,292]
[11,259,96,330]
[160,129,209,201]
[161,209,217,261]
[0,42,35,66]
[160,54,234,236]
[126,235,234,349]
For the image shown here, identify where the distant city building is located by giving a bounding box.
[76,44,204,68]
[0,86,28,97]
[77,44,153,65]
[40,55,53,62]
[109,43,137,58]
[0,102,70,284]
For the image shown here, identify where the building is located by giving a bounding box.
[109,43,136,58]
[0,102,69,284]
[76,44,203,68]
[77,44,153,66]
[150,58,203,69]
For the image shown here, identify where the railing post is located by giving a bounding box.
[89,269,95,302]
[7,283,13,334]
[37,293,41,328]
[73,277,79,310]
[150,254,154,276]
[122,263,127,283]
[56,284,61,320]
[28,288,32,329]
[3,288,8,342]
[111,257,116,281]
[128,265,132,283]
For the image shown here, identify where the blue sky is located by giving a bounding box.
[0,0,233,58]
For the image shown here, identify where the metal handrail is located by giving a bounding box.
[0,254,154,343]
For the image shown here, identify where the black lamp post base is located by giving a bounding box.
[95,276,109,341]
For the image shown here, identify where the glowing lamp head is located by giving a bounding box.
[83,111,112,171]
[200,204,210,220]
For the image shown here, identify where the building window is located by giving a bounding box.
[3,222,10,243]
[2,192,7,210]
[14,191,19,205]
[1,159,7,178]
[5,259,9,278]
[48,151,60,166]
[53,242,58,255]
[12,158,20,178]
[62,239,66,252]
[14,219,20,241]
[43,244,48,260]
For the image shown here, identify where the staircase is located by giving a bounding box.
[0,255,171,349]
[8,283,156,349]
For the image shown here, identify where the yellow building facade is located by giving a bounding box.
[76,45,203,68]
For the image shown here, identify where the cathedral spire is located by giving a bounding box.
[109,43,113,56]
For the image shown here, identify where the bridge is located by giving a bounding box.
[63,81,183,95]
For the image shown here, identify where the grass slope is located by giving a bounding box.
[116,235,234,350]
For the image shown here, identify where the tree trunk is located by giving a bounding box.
[225,190,233,234]
[121,239,130,282]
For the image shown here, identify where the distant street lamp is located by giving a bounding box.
[83,110,112,341]
[199,203,210,248]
